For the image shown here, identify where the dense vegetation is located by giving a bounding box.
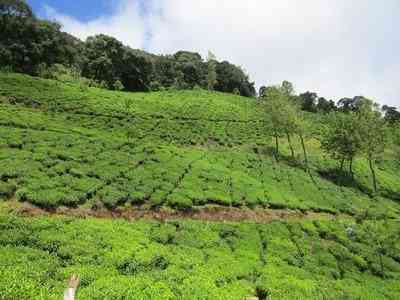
[0,205,399,299]
[1,1,400,299]
[0,73,399,218]
[0,0,255,96]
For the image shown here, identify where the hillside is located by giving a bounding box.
[0,73,399,214]
[0,73,400,299]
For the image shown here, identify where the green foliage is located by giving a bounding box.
[0,1,255,97]
[113,80,124,91]
[321,111,361,171]
[0,4,83,75]
[215,61,255,97]
[0,181,15,199]
[0,73,399,213]
[0,213,399,299]
[207,51,218,91]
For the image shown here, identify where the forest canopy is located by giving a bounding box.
[0,0,255,96]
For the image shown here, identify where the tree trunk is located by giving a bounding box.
[274,130,279,162]
[340,158,345,172]
[379,253,384,277]
[369,156,378,192]
[299,134,308,170]
[286,132,295,159]
[349,158,354,180]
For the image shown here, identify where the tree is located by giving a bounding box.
[0,0,33,19]
[258,86,267,98]
[382,105,400,124]
[321,112,362,176]
[337,96,367,113]
[0,2,83,75]
[357,100,388,192]
[299,91,318,112]
[82,35,152,91]
[262,86,285,160]
[206,51,217,91]
[262,81,306,163]
[151,55,180,89]
[316,97,336,113]
[215,61,255,97]
[173,51,206,89]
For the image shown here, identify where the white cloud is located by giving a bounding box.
[45,0,400,107]
[44,0,147,49]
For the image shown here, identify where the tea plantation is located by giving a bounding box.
[0,73,399,215]
[0,205,399,299]
[0,72,400,299]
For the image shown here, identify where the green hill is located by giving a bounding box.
[0,73,399,214]
[0,73,399,299]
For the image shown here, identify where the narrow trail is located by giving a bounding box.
[2,201,354,224]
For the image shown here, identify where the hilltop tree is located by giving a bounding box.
[0,0,33,20]
[299,91,318,112]
[337,96,367,113]
[0,0,82,75]
[316,97,336,113]
[382,105,400,124]
[206,51,217,90]
[258,86,267,98]
[174,51,206,89]
[82,35,152,91]
[215,61,255,97]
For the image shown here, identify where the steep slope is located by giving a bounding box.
[0,73,399,216]
[0,205,399,299]
[0,73,400,299]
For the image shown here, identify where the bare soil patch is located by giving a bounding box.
[3,201,348,223]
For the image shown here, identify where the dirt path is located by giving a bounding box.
[2,201,352,223]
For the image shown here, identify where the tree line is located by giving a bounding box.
[260,86,400,124]
[0,0,256,96]
[260,81,400,194]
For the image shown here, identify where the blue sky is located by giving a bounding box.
[27,0,114,21]
[27,1,399,107]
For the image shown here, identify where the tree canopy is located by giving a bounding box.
[0,0,255,96]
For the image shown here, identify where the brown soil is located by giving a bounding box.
[3,201,349,223]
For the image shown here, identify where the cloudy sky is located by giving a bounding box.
[28,0,399,107]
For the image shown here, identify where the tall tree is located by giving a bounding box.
[382,105,400,124]
[299,91,318,112]
[262,86,285,160]
[173,51,206,89]
[82,35,152,91]
[321,112,362,176]
[316,97,336,113]
[0,1,82,75]
[338,96,367,113]
[356,100,388,192]
[206,51,217,91]
[262,81,306,163]
[0,0,33,20]
[215,61,255,97]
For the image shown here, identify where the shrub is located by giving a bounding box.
[98,186,128,208]
[113,80,124,91]
[0,182,16,199]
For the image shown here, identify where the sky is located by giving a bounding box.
[27,0,400,108]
